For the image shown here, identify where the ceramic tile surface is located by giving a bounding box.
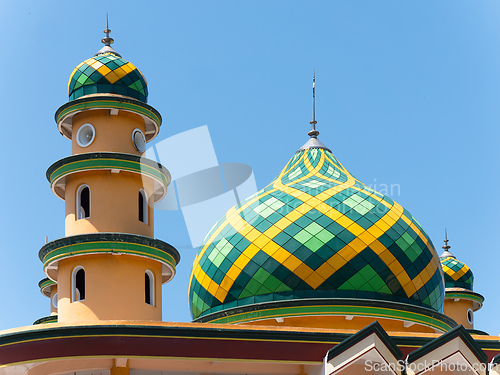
[68,53,148,103]
[189,146,445,319]
[440,256,473,290]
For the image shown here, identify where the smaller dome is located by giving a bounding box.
[440,256,473,290]
[439,236,473,291]
[68,53,148,103]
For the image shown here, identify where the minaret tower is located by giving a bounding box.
[39,22,179,323]
[440,231,484,331]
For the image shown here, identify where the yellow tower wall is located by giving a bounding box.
[57,254,163,322]
[72,110,147,155]
[50,97,173,323]
[444,298,474,329]
[65,171,155,237]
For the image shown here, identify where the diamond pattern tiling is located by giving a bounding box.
[189,147,445,319]
[68,52,148,103]
[440,256,473,291]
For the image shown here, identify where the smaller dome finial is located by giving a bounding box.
[94,14,122,57]
[308,70,319,138]
[440,229,455,258]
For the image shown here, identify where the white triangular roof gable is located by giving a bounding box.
[406,335,486,375]
[326,331,402,375]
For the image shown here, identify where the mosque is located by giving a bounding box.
[1,24,499,375]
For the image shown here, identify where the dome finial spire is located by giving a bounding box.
[308,70,319,139]
[95,14,121,57]
[102,13,114,47]
[443,228,450,250]
[297,72,331,153]
[440,228,455,258]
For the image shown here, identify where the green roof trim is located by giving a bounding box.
[38,278,55,290]
[408,325,488,364]
[46,152,170,203]
[444,291,484,305]
[467,329,489,336]
[194,298,457,332]
[33,315,58,325]
[38,278,56,297]
[327,321,402,362]
[492,352,500,365]
[1,322,500,368]
[39,233,180,283]
[55,96,161,142]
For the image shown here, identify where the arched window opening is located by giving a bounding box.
[145,270,154,306]
[72,266,85,302]
[139,189,148,224]
[77,185,90,220]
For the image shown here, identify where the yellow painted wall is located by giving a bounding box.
[65,171,155,237]
[55,105,169,323]
[444,298,474,329]
[72,110,147,155]
[57,254,162,322]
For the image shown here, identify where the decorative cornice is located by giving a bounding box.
[194,298,457,332]
[33,316,58,325]
[0,322,498,369]
[39,233,180,283]
[55,95,161,141]
[46,152,170,203]
[445,291,484,304]
[38,278,56,297]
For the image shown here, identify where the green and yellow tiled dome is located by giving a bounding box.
[68,53,148,103]
[189,139,445,320]
[440,255,473,291]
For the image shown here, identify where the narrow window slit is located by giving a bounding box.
[145,270,154,306]
[139,189,148,224]
[77,185,90,220]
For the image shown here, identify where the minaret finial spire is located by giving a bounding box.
[440,228,455,258]
[95,14,121,57]
[308,70,319,139]
[443,228,450,249]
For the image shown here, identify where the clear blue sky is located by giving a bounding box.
[0,1,498,334]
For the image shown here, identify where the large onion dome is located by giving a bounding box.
[189,132,446,325]
[67,23,148,103]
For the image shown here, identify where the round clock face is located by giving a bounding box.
[133,129,146,152]
[52,293,58,309]
[76,123,95,147]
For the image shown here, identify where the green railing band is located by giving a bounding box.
[39,233,180,283]
[46,152,170,202]
[196,298,457,332]
[55,96,161,141]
